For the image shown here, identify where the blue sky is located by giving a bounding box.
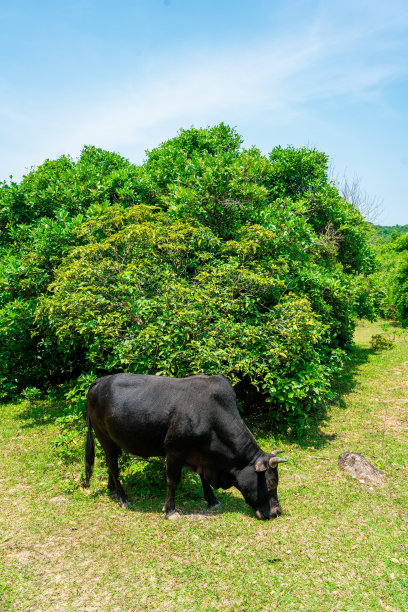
[1,0,407,224]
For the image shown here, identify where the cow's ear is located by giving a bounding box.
[254,458,267,472]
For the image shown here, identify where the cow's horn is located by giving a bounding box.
[269,456,288,467]
[271,449,284,457]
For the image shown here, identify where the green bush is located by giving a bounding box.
[371,230,408,326]
[392,234,408,326]
[0,124,378,431]
[369,334,394,350]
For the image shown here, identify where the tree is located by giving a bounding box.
[338,173,383,223]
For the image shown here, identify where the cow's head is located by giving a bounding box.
[236,450,287,519]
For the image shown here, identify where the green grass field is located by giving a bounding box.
[1,321,407,611]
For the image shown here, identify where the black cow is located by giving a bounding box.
[85,373,287,519]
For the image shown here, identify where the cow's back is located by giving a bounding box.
[87,373,240,459]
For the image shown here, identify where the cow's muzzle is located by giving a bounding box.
[255,505,281,520]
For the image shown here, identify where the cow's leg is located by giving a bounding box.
[163,454,184,519]
[107,472,116,496]
[107,449,129,508]
[96,430,129,508]
[200,475,222,509]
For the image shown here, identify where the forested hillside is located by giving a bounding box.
[372,223,408,242]
[0,124,378,429]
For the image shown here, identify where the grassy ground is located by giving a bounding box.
[0,320,407,611]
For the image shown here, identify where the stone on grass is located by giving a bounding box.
[338,451,385,485]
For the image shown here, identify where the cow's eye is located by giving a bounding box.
[266,475,278,490]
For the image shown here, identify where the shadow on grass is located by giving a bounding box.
[17,397,73,428]
[301,342,376,448]
[88,486,246,518]
[86,462,252,519]
[246,342,377,451]
[334,342,378,394]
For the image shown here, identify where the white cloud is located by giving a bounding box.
[58,19,405,155]
[1,2,407,183]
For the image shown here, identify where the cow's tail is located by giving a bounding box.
[84,415,95,487]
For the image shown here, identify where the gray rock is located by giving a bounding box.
[338,451,385,485]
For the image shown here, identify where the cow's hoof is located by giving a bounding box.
[166,511,181,520]
[210,501,222,511]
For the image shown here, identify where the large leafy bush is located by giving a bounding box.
[0,124,377,427]
[369,229,408,324]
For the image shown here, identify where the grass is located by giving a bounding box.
[0,320,407,611]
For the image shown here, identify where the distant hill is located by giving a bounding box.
[371,224,408,242]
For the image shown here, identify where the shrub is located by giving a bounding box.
[370,334,394,350]
[0,124,377,432]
